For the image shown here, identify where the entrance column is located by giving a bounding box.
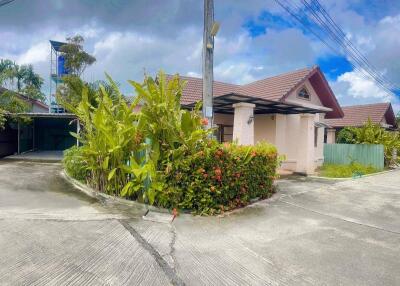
[232,102,255,145]
[326,128,336,144]
[296,114,315,174]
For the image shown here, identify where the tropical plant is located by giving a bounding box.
[0,59,45,101]
[63,146,88,181]
[0,89,29,129]
[337,119,400,166]
[129,71,211,173]
[56,75,119,109]
[0,59,14,86]
[63,71,279,214]
[59,35,96,76]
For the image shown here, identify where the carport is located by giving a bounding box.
[16,113,78,154]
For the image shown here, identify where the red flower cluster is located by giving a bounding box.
[200,118,209,126]
[214,167,222,182]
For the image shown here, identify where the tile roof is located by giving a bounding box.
[174,67,315,105]
[0,86,48,109]
[239,67,313,101]
[169,66,344,118]
[172,75,240,105]
[324,102,396,127]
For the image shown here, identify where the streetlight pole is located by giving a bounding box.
[202,0,219,129]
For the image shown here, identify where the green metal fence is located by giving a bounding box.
[323,143,384,170]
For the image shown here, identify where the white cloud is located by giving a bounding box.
[16,42,49,65]
[332,70,393,101]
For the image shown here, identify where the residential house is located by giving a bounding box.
[324,102,398,143]
[0,87,48,113]
[174,66,344,174]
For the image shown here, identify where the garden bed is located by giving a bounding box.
[61,71,279,215]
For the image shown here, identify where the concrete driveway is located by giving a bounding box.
[0,160,399,285]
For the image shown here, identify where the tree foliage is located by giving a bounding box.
[0,59,45,102]
[0,89,29,129]
[337,119,400,166]
[63,71,279,214]
[56,75,119,109]
[59,35,96,76]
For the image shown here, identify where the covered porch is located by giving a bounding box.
[186,94,331,175]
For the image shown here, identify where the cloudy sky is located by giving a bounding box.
[1,0,399,112]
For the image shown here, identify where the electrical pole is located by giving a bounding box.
[202,0,219,129]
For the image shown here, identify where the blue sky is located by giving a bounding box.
[0,0,399,112]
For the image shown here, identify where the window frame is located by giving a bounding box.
[297,86,311,101]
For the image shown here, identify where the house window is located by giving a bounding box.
[298,87,310,100]
[314,127,318,147]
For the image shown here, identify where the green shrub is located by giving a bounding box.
[337,120,400,166]
[319,162,378,178]
[159,141,278,215]
[62,71,280,215]
[63,146,88,181]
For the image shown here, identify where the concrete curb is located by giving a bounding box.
[60,170,172,215]
[309,167,400,181]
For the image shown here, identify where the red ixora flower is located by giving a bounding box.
[214,168,222,176]
[200,118,209,126]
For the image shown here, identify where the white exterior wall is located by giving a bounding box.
[254,115,276,143]
[31,104,48,113]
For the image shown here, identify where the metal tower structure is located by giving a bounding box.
[49,40,67,113]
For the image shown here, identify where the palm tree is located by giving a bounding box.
[0,59,14,86]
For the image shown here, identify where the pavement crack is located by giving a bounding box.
[280,200,400,235]
[168,224,178,269]
[118,219,185,286]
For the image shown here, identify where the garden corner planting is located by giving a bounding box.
[62,71,278,215]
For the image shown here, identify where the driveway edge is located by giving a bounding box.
[60,170,171,214]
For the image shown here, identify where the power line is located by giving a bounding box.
[283,0,395,95]
[275,0,397,98]
[302,0,398,91]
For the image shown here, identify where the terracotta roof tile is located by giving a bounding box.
[238,67,313,101]
[172,67,315,105]
[167,66,344,118]
[324,103,394,127]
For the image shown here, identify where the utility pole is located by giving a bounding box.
[202,0,219,129]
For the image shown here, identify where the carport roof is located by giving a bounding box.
[17,112,77,118]
[183,93,331,115]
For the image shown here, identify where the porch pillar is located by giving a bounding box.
[232,102,255,145]
[297,114,315,174]
[275,114,287,151]
[326,128,336,144]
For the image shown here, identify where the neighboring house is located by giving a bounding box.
[173,66,344,174]
[0,87,48,113]
[324,102,398,143]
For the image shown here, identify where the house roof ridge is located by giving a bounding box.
[166,73,241,87]
[341,102,390,108]
[241,66,315,87]
[167,66,316,87]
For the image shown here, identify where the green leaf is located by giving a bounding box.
[108,168,117,181]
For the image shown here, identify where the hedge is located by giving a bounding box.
[158,141,278,215]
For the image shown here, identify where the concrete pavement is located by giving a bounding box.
[0,160,399,285]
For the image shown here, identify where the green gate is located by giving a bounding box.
[323,143,384,170]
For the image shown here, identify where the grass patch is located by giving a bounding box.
[318,162,378,178]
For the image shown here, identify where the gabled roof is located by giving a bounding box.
[324,102,397,128]
[0,87,48,110]
[172,66,343,118]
